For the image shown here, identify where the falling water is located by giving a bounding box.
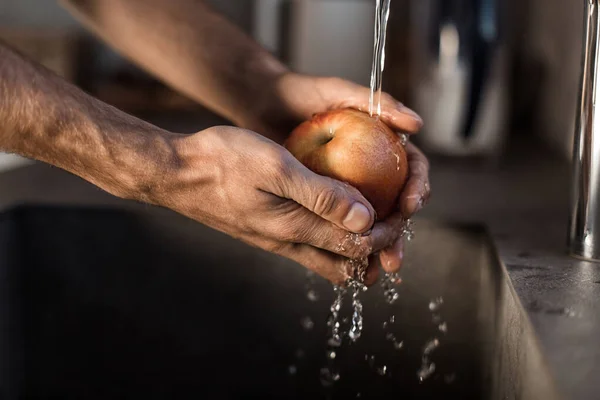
[369,0,392,117]
[417,338,440,382]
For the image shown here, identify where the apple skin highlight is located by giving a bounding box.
[285,108,409,220]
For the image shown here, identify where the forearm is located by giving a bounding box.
[0,43,176,201]
[62,0,291,136]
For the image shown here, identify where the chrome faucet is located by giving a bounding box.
[569,0,600,260]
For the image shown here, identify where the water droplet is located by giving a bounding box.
[348,282,364,342]
[301,316,314,331]
[400,133,409,146]
[389,315,395,324]
[288,365,297,375]
[307,290,319,302]
[394,152,401,170]
[429,297,444,312]
[418,362,436,382]
[377,365,388,376]
[295,349,305,359]
[320,368,341,387]
[402,219,415,241]
[423,338,440,355]
[438,322,448,333]
[381,273,401,304]
[382,321,388,329]
[385,332,404,350]
[327,287,344,346]
[432,314,442,324]
[328,351,336,360]
[356,393,361,398]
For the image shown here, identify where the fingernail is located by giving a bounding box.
[361,228,373,237]
[343,203,372,232]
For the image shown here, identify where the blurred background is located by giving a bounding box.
[0,0,582,170]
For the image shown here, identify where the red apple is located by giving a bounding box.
[285,108,409,220]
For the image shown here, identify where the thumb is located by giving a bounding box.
[275,157,375,233]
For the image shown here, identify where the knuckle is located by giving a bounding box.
[266,148,296,190]
[313,186,343,217]
[266,147,290,174]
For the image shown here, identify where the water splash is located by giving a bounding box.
[337,233,369,283]
[348,282,365,342]
[322,287,344,388]
[402,219,415,241]
[418,338,440,382]
[326,286,345,347]
[381,272,402,304]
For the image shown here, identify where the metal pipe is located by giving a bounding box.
[569,0,600,260]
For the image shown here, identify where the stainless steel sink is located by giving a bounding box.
[0,205,559,399]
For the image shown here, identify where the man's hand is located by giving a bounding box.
[152,127,409,285]
[58,0,431,280]
[246,73,431,276]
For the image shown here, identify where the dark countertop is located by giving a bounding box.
[1,122,598,399]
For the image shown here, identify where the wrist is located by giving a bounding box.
[238,72,312,143]
[109,129,182,205]
[51,106,182,205]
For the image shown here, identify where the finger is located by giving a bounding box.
[377,95,423,134]
[279,242,349,285]
[330,82,423,134]
[363,255,381,286]
[277,242,379,286]
[367,212,406,251]
[271,152,376,233]
[380,238,404,274]
[266,201,374,259]
[399,142,431,218]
